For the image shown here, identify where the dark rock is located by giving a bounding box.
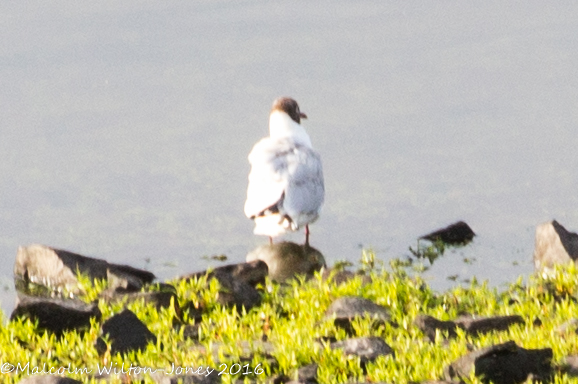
[183,260,269,288]
[325,296,390,334]
[420,221,475,245]
[246,242,326,282]
[330,336,394,363]
[18,376,82,384]
[444,340,553,384]
[414,315,458,341]
[180,302,204,323]
[100,289,181,316]
[181,323,201,341]
[211,270,262,310]
[316,335,338,344]
[533,220,578,272]
[95,309,157,355]
[270,377,291,384]
[270,364,318,384]
[321,269,372,286]
[296,363,318,383]
[14,244,155,293]
[180,262,264,311]
[415,315,524,341]
[325,296,390,320]
[10,294,101,336]
[455,315,524,335]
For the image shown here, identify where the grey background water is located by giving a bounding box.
[2,1,578,312]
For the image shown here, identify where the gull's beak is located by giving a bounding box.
[300,112,308,119]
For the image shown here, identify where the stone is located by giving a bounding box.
[454,315,524,336]
[415,315,525,341]
[14,244,155,293]
[246,242,325,282]
[269,364,318,384]
[321,268,372,286]
[211,270,262,310]
[10,294,101,336]
[104,287,185,326]
[533,220,578,272]
[180,262,265,311]
[325,296,390,334]
[100,289,181,317]
[420,221,475,245]
[330,336,394,363]
[181,323,201,341]
[295,363,318,383]
[414,315,459,341]
[95,309,157,355]
[182,260,269,288]
[179,302,204,323]
[18,376,82,384]
[444,340,553,384]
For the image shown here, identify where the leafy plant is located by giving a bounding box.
[1,254,578,383]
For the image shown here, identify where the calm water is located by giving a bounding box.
[2,1,578,312]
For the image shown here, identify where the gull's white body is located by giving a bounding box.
[244,110,324,238]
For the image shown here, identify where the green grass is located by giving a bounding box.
[2,255,578,383]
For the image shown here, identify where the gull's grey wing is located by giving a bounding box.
[244,138,292,218]
[282,146,324,227]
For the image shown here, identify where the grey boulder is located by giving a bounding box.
[330,336,394,363]
[246,242,325,282]
[533,220,578,272]
[11,294,101,336]
[325,296,390,335]
[14,244,155,293]
[182,260,268,288]
[181,263,264,311]
[444,340,552,384]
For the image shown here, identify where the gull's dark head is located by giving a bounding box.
[271,97,307,124]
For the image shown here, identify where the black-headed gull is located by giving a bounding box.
[244,97,324,246]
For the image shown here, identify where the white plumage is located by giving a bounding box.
[244,97,324,245]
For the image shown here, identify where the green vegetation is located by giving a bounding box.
[2,254,578,383]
